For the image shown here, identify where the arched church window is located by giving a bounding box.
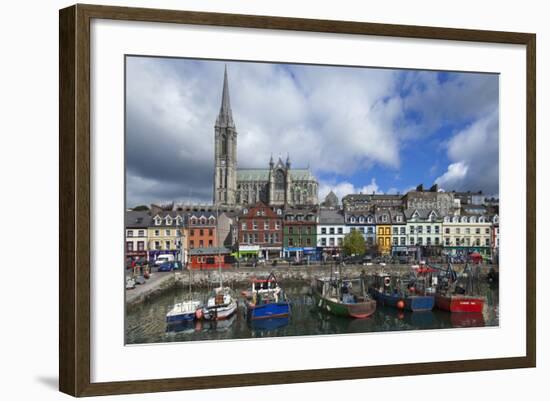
[275,170,285,190]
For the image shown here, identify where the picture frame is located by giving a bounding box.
[59,3,536,397]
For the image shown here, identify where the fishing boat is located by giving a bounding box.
[312,274,376,319]
[165,219,203,324]
[369,273,435,312]
[201,207,238,321]
[244,273,291,320]
[435,263,485,313]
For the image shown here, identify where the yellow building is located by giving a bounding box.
[376,225,392,255]
[148,212,187,264]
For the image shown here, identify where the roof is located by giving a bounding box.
[236,168,316,182]
[125,211,151,228]
[319,209,345,225]
[404,208,440,220]
[189,247,231,256]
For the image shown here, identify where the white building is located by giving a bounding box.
[317,209,348,258]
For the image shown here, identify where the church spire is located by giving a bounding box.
[216,65,235,128]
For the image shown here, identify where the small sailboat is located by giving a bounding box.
[435,263,485,313]
[312,269,376,319]
[202,207,238,321]
[244,273,291,320]
[166,219,203,324]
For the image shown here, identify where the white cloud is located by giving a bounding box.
[435,111,499,193]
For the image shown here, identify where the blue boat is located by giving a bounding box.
[249,317,290,331]
[369,274,434,312]
[244,273,291,321]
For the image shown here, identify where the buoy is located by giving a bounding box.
[409,287,415,294]
[195,308,203,320]
[396,300,405,310]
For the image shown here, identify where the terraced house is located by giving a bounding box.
[317,209,348,259]
[404,209,443,258]
[238,202,283,260]
[344,209,376,251]
[442,214,492,260]
[148,212,187,264]
[375,208,392,256]
[125,210,150,263]
[283,207,319,261]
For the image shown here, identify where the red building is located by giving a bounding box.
[187,212,218,250]
[188,247,232,269]
[238,202,283,260]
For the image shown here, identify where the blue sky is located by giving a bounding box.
[125,56,499,206]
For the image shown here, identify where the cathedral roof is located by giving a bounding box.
[236,168,316,182]
[215,65,235,128]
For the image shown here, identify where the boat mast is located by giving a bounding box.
[217,205,222,289]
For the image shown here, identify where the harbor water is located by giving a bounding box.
[125,280,499,344]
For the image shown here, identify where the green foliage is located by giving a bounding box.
[132,205,150,211]
[342,230,366,256]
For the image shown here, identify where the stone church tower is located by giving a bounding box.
[213,66,238,205]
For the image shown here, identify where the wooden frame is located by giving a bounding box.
[59,3,536,397]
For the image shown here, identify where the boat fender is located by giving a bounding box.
[384,277,391,287]
[195,308,203,320]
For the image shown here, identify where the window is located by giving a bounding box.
[445,238,450,246]
[321,238,327,246]
[466,228,471,234]
[200,229,204,236]
[367,227,374,234]
[417,226,423,234]
[241,223,246,231]
[445,228,450,234]
[165,229,170,236]
[275,221,281,230]
[485,228,490,234]
[264,221,269,230]
[154,217,161,226]
[400,227,405,235]
[434,226,440,234]
[426,237,432,245]
[393,227,398,235]
[199,240,204,247]
[337,238,343,246]
[252,220,258,230]
[400,237,406,245]
[329,227,335,234]
[476,228,481,234]
[338,227,343,234]
[289,238,294,246]
[127,230,133,237]
[359,217,365,223]
[465,238,471,246]
[209,229,213,236]
[137,241,144,251]
[418,237,423,245]
[396,216,403,223]
[455,237,460,245]
[485,238,490,246]
[166,217,172,225]
[126,241,133,251]
[208,240,213,247]
[138,230,144,237]
[409,226,414,234]
[385,227,390,235]
[321,227,327,234]
[367,216,373,223]
[350,216,356,223]
[435,237,440,246]
[329,238,335,246]
[274,233,279,243]
[409,237,415,245]
[155,241,161,250]
[382,215,388,222]
[306,238,311,246]
[455,227,460,234]
[165,241,170,249]
[288,226,293,234]
[426,226,431,234]
[189,240,194,249]
[393,237,398,245]
[475,238,481,246]
[154,230,160,236]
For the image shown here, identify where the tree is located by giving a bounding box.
[342,230,366,257]
[132,205,150,211]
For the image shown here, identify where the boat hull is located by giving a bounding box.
[370,289,434,312]
[166,312,196,323]
[203,301,238,321]
[435,294,485,313]
[313,292,376,319]
[247,302,290,320]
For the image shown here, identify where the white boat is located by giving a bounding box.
[202,287,238,321]
[166,300,202,323]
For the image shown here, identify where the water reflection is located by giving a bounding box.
[126,281,498,344]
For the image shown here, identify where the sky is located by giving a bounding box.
[125,56,499,207]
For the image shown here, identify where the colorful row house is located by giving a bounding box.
[237,202,283,260]
[148,212,187,264]
[441,214,493,260]
[282,207,319,261]
[317,209,348,260]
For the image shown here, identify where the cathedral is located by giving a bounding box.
[213,67,319,207]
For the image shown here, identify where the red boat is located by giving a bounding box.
[435,293,485,313]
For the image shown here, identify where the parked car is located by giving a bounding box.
[154,254,175,266]
[157,262,175,272]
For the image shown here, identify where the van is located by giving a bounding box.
[154,254,174,266]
